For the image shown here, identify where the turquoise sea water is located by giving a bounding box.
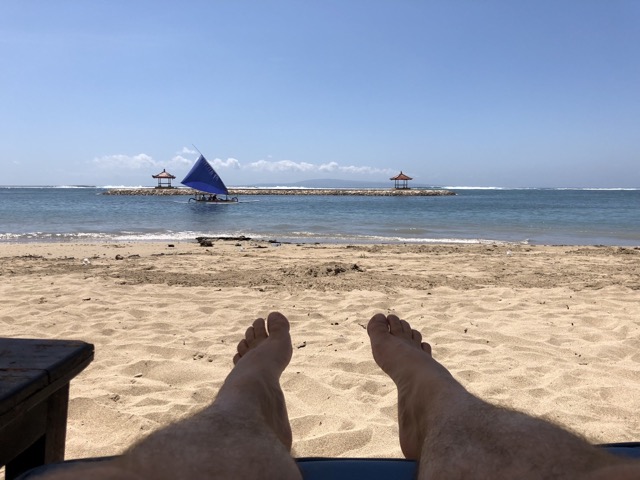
[0,187,639,246]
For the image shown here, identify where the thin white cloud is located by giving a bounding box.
[171,155,195,166]
[173,147,240,170]
[210,157,241,169]
[318,162,339,172]
[339,165,395,174]
[92,151,393,177]
[245,159,394,175]
[178,147,198,155]
[248,159,316,172]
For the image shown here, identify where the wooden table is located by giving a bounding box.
[0,338,94,479]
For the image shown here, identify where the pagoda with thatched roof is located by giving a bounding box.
[152,169,176,188]
[390,171,413,189]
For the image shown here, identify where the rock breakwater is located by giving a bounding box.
[104,187,456,196]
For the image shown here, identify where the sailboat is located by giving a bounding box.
[181,154,238,203]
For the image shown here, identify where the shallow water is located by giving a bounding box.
[0,187,639,245]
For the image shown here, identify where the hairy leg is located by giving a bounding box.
[368,313,640,480]
[46,312,301,480]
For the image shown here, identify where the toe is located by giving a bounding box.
[387,314,404,335]
[244,325,255,343]
[267,312,290,336]
[237,338,250,358]
[421,342,432,356]
[400,320,412,336]
[411,329,422,345]
[252,318,268,339]
[367,313,391,338]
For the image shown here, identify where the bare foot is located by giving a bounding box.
[50,313,299,480]
[367,313,466,460]
[216,311,294,450]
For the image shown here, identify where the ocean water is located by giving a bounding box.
[0,187,639,246]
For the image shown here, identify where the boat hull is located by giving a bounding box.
[188,196,239,203]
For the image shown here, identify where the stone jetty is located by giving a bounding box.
[103,187,456,196]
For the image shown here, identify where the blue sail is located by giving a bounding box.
[181,155,229,195]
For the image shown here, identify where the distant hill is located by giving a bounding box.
[244,178,431,188]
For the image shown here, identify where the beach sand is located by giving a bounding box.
[2,241,639,460]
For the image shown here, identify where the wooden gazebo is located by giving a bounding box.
[390,171,413,189]
[152,169,176,188]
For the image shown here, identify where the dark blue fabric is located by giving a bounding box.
[16,444,640,479]
[297,458,417,479]
[599,442,640,459]
[181,155,229,195]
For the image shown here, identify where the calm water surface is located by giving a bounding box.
[0,187,639,246]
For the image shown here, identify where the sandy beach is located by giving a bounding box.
[2,241,639,460]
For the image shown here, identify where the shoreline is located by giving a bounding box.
[2,234,638,248]
[103,187,456,196]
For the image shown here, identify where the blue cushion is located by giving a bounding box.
[297,458,417,479]
[599,442,640,459]
[15,443,640,479]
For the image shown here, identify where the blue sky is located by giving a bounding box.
[1,1,638,188]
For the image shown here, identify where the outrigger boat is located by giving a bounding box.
[181,154,238,203]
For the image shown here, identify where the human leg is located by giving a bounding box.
[368,313,640,480]
[44,312,301,480]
